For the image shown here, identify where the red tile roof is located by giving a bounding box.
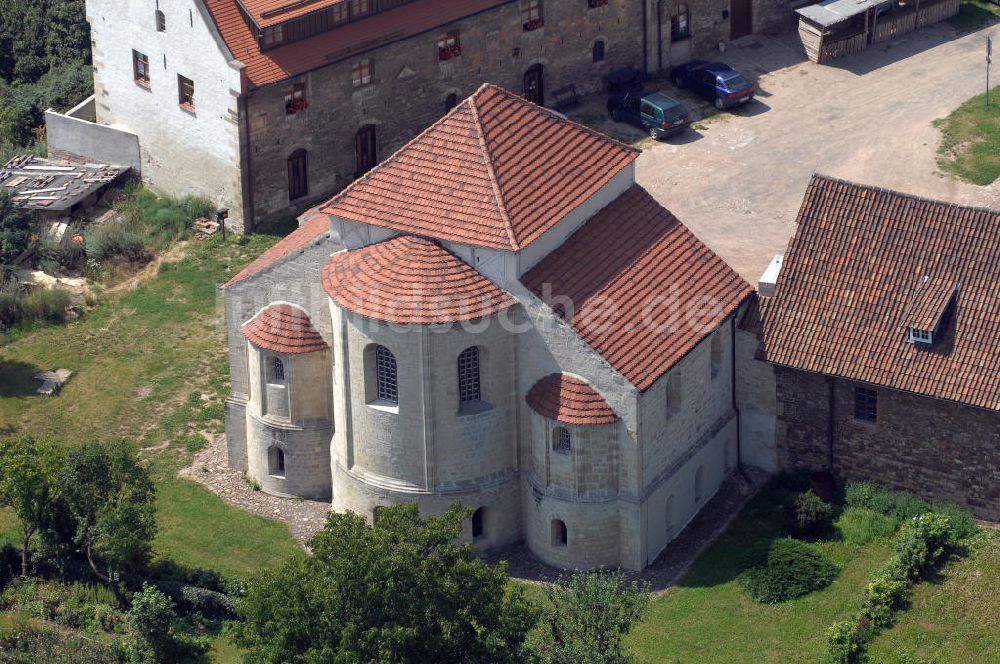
[522,185,753,392]
[321,235,516,324]
[204,0,510,88]
[320,84,638,250]
[525,373,619,425]
[241,0,342,29]
[221,213,330,288]
[242,303,329,353]
[759,175,1000,411]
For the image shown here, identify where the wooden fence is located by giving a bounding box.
[819,31,867,63]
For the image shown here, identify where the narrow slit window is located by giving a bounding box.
[375,345,397,404]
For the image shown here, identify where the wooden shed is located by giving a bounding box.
[796,0,960,63]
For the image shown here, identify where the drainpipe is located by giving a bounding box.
[241,89,257,233]
[730,316,743,474]
[657,0,664,72]
[827,377,835,472]
[642,0,649,75]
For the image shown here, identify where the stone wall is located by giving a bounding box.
[86,0,247,229]
[45,97,142,173]
[243,0,644,224]
[775,366,1000,521]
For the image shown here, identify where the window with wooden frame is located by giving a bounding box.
[521,0,544,30]
[854,387,878,423]
[671,4,690,40]
[285,82,307,114]
[155,9,166,32]
[592,39,606,62]
[351,58,373,87]
[262,24,284,47]
[287,149,308,200]
[177,74,195,109]
[132,50,150,87]
[438,30,461,60]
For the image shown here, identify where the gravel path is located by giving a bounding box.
[179,433,330,545]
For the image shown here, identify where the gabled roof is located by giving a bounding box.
[203,0,510,88]
[525,373,619,425]
[759,175,1000,411]
[321,235,516,324]
[221,213,330,288]
[320,84,639,251]
[522,185,753,392]
[242,303,329,353]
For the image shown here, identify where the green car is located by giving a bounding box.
[607,90,692,140]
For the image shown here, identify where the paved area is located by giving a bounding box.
[573,22,1000,283]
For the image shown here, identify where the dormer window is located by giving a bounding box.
[907,327,933,345]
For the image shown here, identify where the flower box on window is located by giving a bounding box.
[588,0,608,7]
[438,44,463,60]
[523,17,545,31]
[285,98,309,115]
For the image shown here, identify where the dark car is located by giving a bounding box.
[671,60,755,110]
[606,90,692,140]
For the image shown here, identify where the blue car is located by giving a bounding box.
[671,61,755,110]
[606,90,692,140]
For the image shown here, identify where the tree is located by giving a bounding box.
[126,582,176,664]
[234,503,541,664]
[58,440,156,585]
[0,435,64,576]
[540,571,650,664]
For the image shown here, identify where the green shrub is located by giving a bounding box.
[0,190,36,263]
[128,583,174,658]
[40,236,86,272]
[19,287,70,324]
[836,506,899,545]
[826,620,864,664]
[181,195,213,221]
[787,490,834,538]
[845,482,930,524]
[738,537,839,603]
[930,502,978,541]
[895,512,955,579]
[85,222,149,263]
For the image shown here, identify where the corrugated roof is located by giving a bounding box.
[796,0,883,27]
[525,373,619,425]
[522,185,753,392]
[321,84,638,251]
[242,303,329,353]
[204,0,510,88]
[321,235,516,324]
[759,175,1000,411]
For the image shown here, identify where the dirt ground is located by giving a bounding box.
[571,22,1000,283]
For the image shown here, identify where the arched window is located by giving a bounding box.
[472,507,485,539]
[695,465,705,502]
[458,346,481,405]
[552,427,571,453]
[267,356,285,384]
[445,92,459,113]
[551,519,567,547]
[267,446,285,476]
[287,149,308,201]
[592,39,606,63]
[671,4,690,40]
[374,345,397,404]
[155,9,166,32]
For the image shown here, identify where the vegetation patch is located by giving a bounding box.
[934,85,1000,185]
[739,537,839,603]
[785,489,835,538]
[947,0,1000,32]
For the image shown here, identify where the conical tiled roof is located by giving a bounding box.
[320,84,638,251]
[525,373,619,425]
[321,235,516,324]
[242,303,329,354]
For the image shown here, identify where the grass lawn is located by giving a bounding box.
[947,0,1000,32]
[934,84,1000,185]
[0,231,303,576]
[867,530,1000,663]
[626,482,893,663]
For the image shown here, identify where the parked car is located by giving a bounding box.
[606,90,692,140]
[671,60,755,110]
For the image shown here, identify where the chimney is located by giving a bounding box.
[758,255,783,297]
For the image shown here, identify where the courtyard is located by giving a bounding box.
[577,21,1000,282]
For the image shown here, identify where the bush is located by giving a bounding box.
[128,583,174,657]
[895,512,955,579]
[40,236,86,273]
[930,502,978,541]
[845,482,930,524]
[836,506,899,545]
[738,537,838,603]
[787,490,834,538]
[826,620,864,664]
[19,287,70,324]
[0,190,36,263]
[85,222,149,263]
